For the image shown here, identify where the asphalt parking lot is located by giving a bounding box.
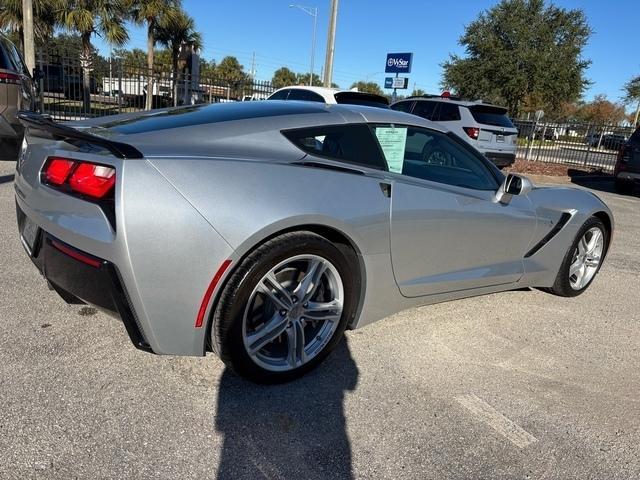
[1,159,638,480]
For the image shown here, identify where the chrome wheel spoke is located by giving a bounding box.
[286,319,306,368]
[294,258,327,302]
[577,237,588,255]
[585,256,600,268]
[303,300,342,323]
[259,273,293,311]
[569,259,583,278]
[586,230,602,254]
[246,312,289,355]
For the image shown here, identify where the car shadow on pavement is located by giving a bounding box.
[0,174,14,184]
[214,338,358,480]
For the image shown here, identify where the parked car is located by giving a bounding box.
[0,33,37,158]
[391,94,518,168]
[614,127,640,193]
[16,102,613,383]
[586,132,628,151]
[268,85,389,108]
[40,63,101,100]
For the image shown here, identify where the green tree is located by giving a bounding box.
[623,76,640,126]
[271,67,297,89]
[215,56,246,84]
[350,81,383,95]
[55,0,129,113]
[0,0,55,53]
[156,9,201,105]
[296,72,322,86]
[130,0,180,109]
[410,88,426,97]
[441,0,591,117]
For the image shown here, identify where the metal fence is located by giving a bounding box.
[513,119,633,172]
[35,50,276,121]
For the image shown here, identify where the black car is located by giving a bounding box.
[614,127,640,193]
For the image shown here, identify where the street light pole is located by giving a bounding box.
[290,5,318,86]
[323,0,339,87]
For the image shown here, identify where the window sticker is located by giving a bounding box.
[375,126,407,173]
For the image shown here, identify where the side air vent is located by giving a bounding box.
[524,212,572,258]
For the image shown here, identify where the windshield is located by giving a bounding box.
[469,105,514,128]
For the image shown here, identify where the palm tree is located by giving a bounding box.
[0,0,55,53]
[155,9,202,106]
[130,0,180,110]
[55,0,128,113]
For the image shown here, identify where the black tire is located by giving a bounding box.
[546,216,608,297]
[210,231,359,384]
[615,178,634,194]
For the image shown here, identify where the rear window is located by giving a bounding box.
[437,103,461,121]
[468,105,514,128]
[412,101,438,120]
[287,89,325,102]
[268,89,290,100]
[390,101,414,113]
[283,124,387,170]
[334,91,389,108]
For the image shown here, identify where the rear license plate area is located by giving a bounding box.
[19,213,40,256]
[496,134,505,143]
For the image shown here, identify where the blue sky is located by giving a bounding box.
[94,0,638,103]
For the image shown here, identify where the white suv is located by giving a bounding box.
[267,86,389,108]
[391,95,518,168]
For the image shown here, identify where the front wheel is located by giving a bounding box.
[547,217,608,297]
[211,231,358,383]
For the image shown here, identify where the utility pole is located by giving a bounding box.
[323,0,339,87]
[22,0,36,73]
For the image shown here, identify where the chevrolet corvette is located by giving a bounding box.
[15,101,613,382]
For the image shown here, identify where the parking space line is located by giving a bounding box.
[456,394,537,449]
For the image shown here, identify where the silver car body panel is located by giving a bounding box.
[14,101,613,356]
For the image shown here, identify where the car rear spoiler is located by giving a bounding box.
[17,111,144,159]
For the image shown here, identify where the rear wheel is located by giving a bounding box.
[547,217,608,297]
[211,231,358,383]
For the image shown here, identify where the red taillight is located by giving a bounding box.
[0,72,20,84]
[441,91,451,98]
[463,127,480,140]
[50,238,103,268]
[45,158,76,185]
[68,163,116,198]
[43,157,116,199]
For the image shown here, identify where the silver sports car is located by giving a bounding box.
[15,102,613,383]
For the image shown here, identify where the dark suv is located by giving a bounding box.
[0,34,37,159]
[614,127,640,193]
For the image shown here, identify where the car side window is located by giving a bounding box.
[412,101,438,120]
[372,125,498,190]
[283,124,387,170]
[287,89,325,103]
[437,103,461,121]
[390,101,414,113]
[269,89,290,100]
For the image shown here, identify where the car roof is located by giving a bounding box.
[274,86,349,95]
[81,100,442,134]
[397,96,506,110]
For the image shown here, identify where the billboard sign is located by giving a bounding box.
[385,52,413,73]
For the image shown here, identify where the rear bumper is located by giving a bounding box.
[16,202,152,353]
[484,152,516,167]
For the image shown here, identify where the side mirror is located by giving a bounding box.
[495,173,533,204]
